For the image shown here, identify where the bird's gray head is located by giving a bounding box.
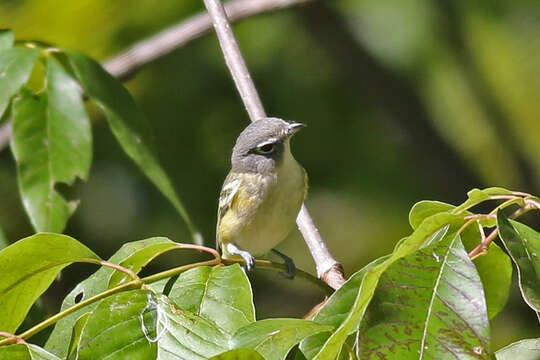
[231,117,305,174]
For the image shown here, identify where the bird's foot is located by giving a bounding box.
[272,249,296,279]
[226,243,256,271]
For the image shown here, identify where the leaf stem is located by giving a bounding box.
[0,331,27,345]
[468,205,534,259]
[0,242,327,344]
[0,258,219,345]
[95,259,140,282]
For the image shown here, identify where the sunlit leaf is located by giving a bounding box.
[410,200,511,318]
[58,49,201,244]
[156,295,228,359]
[0,344,61,360]
[300,256,388,359]
[108,237,178,288]
[0,29,14,50]
[11,57,92,233]
[66,313,90,360]
[452,187,515,214]
[306,212,463,359]
[495,338,540,360]
[409,200,455,229]
[232,319,332,360]
[46,238,174,358]
[497,212,540,312]
[0,233,99,333]
[77,290,157,360]
[0,47,39,118]
[357,234,490,359]
[208,349,264,360]
[167,264,255,335]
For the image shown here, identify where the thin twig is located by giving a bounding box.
[104,0,311,80]
[0,331,26,345]
[0,243,325,344]
[0,0,311,153]
[468,205,533,259]
[202,0,345,289]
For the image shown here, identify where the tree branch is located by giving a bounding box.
[0,0,310,153]
[104,0,311,81]
[202,0,345,289]
[0,0,346,289]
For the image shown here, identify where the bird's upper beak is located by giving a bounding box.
[287,122,307,136]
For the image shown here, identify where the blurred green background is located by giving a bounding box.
[1,0,539,351]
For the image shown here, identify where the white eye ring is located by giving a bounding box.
[256,142,276,154]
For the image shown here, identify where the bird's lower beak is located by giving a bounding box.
[287,122,307,136]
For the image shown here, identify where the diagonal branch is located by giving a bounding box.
[0,0,311,153]
[104,0,311,80]
[0,0,346,289]
[202,0,345,289]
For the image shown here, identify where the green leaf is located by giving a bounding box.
[0,344,61,360]
[77,290,157,360]
[108,237,178,288]
[0,233,99,333]
[155,295,228,359]
[495,338,540,360]
[453,187,514,214]
[46,237,173,358]
[168,264,255,335]
[209,349,265,360]
[357,234,490,359]
[0,29,14,49]
[59,49,201,244]
[410,200,511,318]
[497,212,540,312]
[232,319,332,360]
[300,256,388,359]
[0,47,40,118]
[308,212,463,359]
[409,200,455,229]
[461,225,512,319]
[11,58,92,233]
[66,313,90,360]
[410,200,496,229]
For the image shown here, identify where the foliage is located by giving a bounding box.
[0,30,200,243]
[1,26,540,360]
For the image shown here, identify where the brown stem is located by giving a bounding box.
[0,331,26,345]
[99,260,140,281]
[202,0,345,289]
[469,228,498,260]
[468,205,533,259]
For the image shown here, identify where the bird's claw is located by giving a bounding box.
[272,249,296,279]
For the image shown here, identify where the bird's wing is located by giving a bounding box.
[216,172,242,250]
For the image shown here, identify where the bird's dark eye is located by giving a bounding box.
[257,142,275,154]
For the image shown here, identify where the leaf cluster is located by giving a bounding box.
[1,30,540,359]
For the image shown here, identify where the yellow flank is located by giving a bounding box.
[218,141,307,258]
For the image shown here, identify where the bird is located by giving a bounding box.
[216,117,307,275]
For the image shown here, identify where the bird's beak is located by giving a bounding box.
[287,122,307,136]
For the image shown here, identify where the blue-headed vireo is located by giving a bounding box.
[216,117,307,273]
